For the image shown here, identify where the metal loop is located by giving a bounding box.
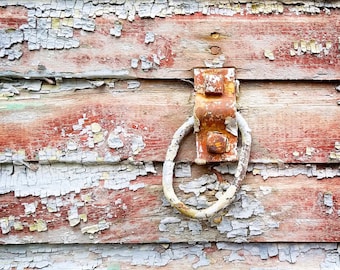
[162,112,251,219]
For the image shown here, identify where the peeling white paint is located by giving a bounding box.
[0,1,339,266]
[144,31,155,44]
[264,49,275,60]
[110,20,123,37]
[81,220,110,234]
[215,163,340,180]
[127,80,141,89]
[22,202,38,215]
[0,242,338,269]
[0,0,339,66]
[174,162,192,178]
[161,171,278,242]
[290,39,335,57]
[0,162,155,197]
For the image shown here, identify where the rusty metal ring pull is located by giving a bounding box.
[162,112,251,219]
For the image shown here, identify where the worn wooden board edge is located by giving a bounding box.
[1,4,340,80]
[0,80,339,164]
[0,161,339,244]
[0,242,339,269]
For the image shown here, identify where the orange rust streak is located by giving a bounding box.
[194,68,238,163]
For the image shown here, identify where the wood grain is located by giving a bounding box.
[0,169,339,244]
[1,12,340,80]
[0,2,340,251]
[0,80,338,163]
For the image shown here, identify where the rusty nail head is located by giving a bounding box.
[207,131,229,154]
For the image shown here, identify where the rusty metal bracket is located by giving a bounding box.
[162,68,251,219]
[194,68,238,164]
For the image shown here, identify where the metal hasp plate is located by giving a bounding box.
[194,68,238,163]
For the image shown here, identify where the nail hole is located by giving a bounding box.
[210,32,220,39]
[210,46,221,55]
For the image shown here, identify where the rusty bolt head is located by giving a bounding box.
[206,131,229,154]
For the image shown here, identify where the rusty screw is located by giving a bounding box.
[206,131,229,154]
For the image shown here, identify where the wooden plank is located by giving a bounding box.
[0,80,338,164]
[0,6,340,80]
[0,242,338,269]
[0,164,339,244]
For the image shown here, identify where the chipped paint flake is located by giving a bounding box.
[81,220,110,234]
[335,141,340,150]
[306,146,316,156]
[29,219,48,232]
[144,31,155,44]
[23,201,38,215]
[107,133,124,149]
[324,192,334,208]
[128,182,145,191]
[68,205,81,227]
[174,162,192,178]
[90,122,102,133]
[130,135,145,155]
[110,20,123,37]
[264,49,275,60]
[290,39,335,57]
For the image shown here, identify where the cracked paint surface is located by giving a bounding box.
[0,1,339,268]
[0,1,339,80]
[0,162,339,244]
[0,242,339,269]
[0,162,154,197]
[0,80,339,164]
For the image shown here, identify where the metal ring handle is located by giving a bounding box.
[162,112,251,219]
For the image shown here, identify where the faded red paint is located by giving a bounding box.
[1,174,339,243]
[0,6,27,28]
[1,11,340,79]
[154,36,176,68]
[0,80,338,163]
[0,1,339,256]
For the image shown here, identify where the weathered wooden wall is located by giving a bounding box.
[0,0,340,269]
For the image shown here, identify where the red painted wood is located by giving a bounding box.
[0,173,339,244]
[0,81,338,163]
[0,3,339,249]
[0,6,27,28]
[0,11,339,80]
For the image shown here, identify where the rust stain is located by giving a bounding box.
[194,68,238,163]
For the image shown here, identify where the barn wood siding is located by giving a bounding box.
[0,1,339,269]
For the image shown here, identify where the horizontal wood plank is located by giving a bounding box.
[0,163,339,244]
[0,80,338,164]
[0,6,340,80]
[1,242,338,269]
